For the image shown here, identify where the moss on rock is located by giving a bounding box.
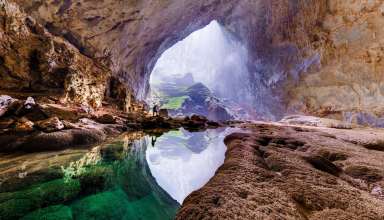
[21,205,73,220]
[0,179,80,219]
[78,165,113,195]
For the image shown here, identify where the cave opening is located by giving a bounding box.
[148,20,256,121]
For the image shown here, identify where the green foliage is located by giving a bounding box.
[162,96,188,109]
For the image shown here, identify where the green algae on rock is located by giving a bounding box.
[21,205,73,220]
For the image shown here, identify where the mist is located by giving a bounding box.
[150,20,252,105]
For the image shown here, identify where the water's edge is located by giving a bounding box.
[0,127,234,220]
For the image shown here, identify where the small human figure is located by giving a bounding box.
[153,104,159,116]
[151,136,157,147]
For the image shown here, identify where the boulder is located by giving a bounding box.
[371,186,383,200]
[35,117,65,132]
[207,104,233,122]
[14,117,34,132]
[159,109,169,118]
[78,166,114,195]
[142,117,171,129]
[182,115,208,131]
[190,114,207,122]
[95,114,116,124]
[62,120,77,129]
[24,97,36,109]
[0,179,80,219]
[206,121,220,127]
[80,105,94,114]
[15,97,36,116]
[71,190,131,220]
[5,100,23,116]
[40,104,82,121]
[0,95,15,107]
[0,118,14,129]
[0,95,16,117]
[17,128,106,152]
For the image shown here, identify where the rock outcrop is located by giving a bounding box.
[0,1,110,108]
[4,0,321,114]
[176,122,384,219]
[5,0,382,124]
[286,0,384,126]
[181,83,233,121]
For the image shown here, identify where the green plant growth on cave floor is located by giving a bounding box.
[161,96,188,110]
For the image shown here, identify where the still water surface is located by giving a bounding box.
[0,128,232,220]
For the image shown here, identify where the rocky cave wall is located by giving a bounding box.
[0,0,110,108]
[3,0,384,124]
[287,0,384,126]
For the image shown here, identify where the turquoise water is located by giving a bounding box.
[0,128,231,220]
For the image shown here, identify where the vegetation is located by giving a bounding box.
[162,96,188,109]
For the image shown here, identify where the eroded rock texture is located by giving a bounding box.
[7,0,325,115]
[176,123,384,219]
[4,0,384,121]
[287,0,384,126]
[0,1,110,108]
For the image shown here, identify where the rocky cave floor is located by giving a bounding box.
[177,122,384,220]
[0,93,219,153]
[1,94,384,220]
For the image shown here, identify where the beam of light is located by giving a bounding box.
[150,20,252,103]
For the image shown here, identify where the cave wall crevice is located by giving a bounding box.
[0,0,110,108]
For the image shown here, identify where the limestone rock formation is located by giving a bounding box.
[5,0,382,124]
[1,1,384,219]
[35,116,64,132]
[181,83,233,121]
[6,0,323,115]
[176,122,384,219]
[286,0,384,126]
[0,1,110,108]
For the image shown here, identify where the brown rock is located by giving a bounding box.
[35,117,64,132]
[345,165,383,184]
[14,117,34,132]
[0,95,17,117]
[0,118,15,129]
[190,114,207,122]
[176,123,384,219]
[305,155,342,176]
[0,1,110,108]
[95,114,116,124]
[159,109,169,118]
[62,120,77,129]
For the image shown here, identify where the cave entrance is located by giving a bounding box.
[148,20,254,121]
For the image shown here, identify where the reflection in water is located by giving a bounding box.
[0,128,232,220]
[147,128,232,204]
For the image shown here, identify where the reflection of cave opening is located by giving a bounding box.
[148,20,255,121]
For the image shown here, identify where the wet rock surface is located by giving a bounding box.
[0,95,124,153]
[0,130,178,220]
[35,117,64,132]
[0,93,221,153]
[1,0,384,219]
[176,122,384,219]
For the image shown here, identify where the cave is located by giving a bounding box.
[148,20,256,121]
[1,1,384,219]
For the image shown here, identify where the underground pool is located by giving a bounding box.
[0,128,234,220]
